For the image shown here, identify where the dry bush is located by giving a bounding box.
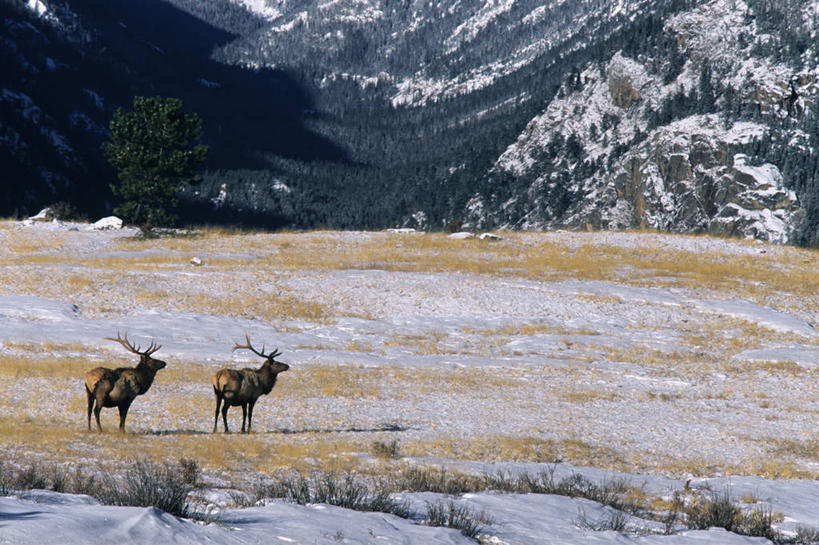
[425,500,489,538]
[371,439,400,460]
[258,471,410,518]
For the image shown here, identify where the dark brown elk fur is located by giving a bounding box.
[85,331,166,432]
[213,335,289,433]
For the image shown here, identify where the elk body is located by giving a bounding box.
[213,335,289,433]
[85,332,166,432]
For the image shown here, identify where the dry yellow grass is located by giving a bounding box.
[558,388,620,403]
[88,229,819,303]
[286,364,526,400]
[2,226,817,325]
[0,415,377,476]
[401,436,625,469]
[0,355,100,380]
[2,224,819,483]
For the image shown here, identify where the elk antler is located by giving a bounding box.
[233,333,280,359]
[104,330,162,356]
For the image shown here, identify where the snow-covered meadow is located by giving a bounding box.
[0,219,818,544]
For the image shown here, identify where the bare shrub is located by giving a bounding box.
[793,526,819,544]
[685,491,740,531]
[96,459,193,518]
[13,464,50,491]
[425,500,489,538]
[741,507,778,541]
[684,491,781,541]
[483,468,644,516]
[262,471,410,518]
[0,461,12,495]
[575,506,628,532]
[178,457,200,486]
[371,439,400,460]
[392,467,484,495]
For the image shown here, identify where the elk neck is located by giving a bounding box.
[257,362,278,394]
[134,358,161,391]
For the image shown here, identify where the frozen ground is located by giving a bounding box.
[0,220,818,544]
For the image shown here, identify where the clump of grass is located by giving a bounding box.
[97,458,195,518]
[178,457,201,486]
[683,491,781,541]
[684,491,740,532]
[575,506,628,532]
[792,526,819,544]
[260,472,411,518]
[0,457,197,519]
[392,466,647,518]
[392,466,486,495]
[509,470,644,516]
[371,439,400,460]
[425,499,490,538]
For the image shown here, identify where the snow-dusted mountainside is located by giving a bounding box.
[5,0,819,243]
[481,0,819,243]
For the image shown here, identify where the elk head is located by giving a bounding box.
[104,330,167,371]
[232,333,289,374]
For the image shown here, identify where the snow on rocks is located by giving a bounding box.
[447,232,502,240]
[90,216,123,231]
[28,207,53,222]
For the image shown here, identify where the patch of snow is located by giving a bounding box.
[29,208,52,222]
[84,89,104,109]
[212,183,228,208]
[273,179,291,193]
[444,0,516,54]
[90,216,123,231]
[197,78,221,88]
[25,0,48,16]
[229,0,282,20]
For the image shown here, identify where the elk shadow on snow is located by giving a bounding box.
[140,424,410,435]
[273,423,410,435]
[146,429,211,436]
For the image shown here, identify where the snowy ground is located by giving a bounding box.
[0,219,818,544]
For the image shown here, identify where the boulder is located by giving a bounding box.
[91,216,123,231]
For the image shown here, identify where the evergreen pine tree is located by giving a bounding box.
[102,96,208,229]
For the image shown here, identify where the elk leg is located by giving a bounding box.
[247,400,256,433]
[93,404,103,432]
[86,387,95,431]
[221,403,230,433]
[240,403,248,433]
[213,390,222,433]
[118,403,130,433]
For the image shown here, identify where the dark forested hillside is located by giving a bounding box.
[2,0,817,244]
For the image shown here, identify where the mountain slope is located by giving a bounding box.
[476,0,819,244]
[3,0,818,243]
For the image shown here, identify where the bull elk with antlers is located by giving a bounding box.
[85,331,166,432]
[213,335,290,433]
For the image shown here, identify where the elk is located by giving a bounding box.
[85,331,166,432]
[213,335,289,433]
